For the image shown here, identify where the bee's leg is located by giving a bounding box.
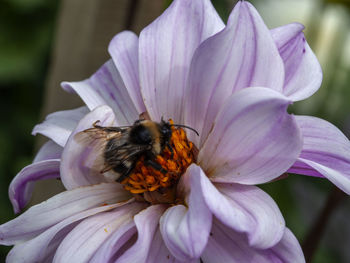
[116,167,133,183]
[145,159,168,174]
[115,162,136,183]
[166,142,174,159]
[116,173,128,183]
[92,120,102,128]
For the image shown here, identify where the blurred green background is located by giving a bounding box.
[0,0,59,259]
[0,0,350,262]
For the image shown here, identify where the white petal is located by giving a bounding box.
[116,205,166,263]
[32,107,88,147]
[0,183,130,245]
[288,116,350,194]
[185,1,285,146]
[62,60,139,125]
[53,202,145,263]
[108,31,146,114]
[201,221,304,263]
[6,202,126,263]
[215,183,285,249]
[89,223,136,263]
[199,87,302,184]
[60,105,116,190]
[9,159,60,214]
[160,165,212,261]
[139,0,224,122]
[271,23,322,101]
[33,141,62,163]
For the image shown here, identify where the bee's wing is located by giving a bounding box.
[73,126,130,178]
[102,138,151,182]
[74,126,126,142]
[104,143,150,167]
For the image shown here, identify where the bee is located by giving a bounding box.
[75,119,198,183]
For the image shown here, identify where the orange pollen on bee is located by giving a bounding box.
[121,122,196,196]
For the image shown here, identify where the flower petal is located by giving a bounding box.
[33,140,63,163]
[199,87,302,185]
[9,159,60,214]
[116,205,167,263]
[60,105,117,190]
[145,229,200,263]
[9,141,63,214]
[62,60,139,125]
[139,0,224,123]
[89,222,136,263]
[108,31,146,114]
[0,183,130,245]
[185,1,285,146]
[6,202,125,263]
[215,183,285,249]
[53,202,145,263]
[182,165,284,249]
[32,107,88,147]
[201,220,304,263]
[201,220,269,263]
[160,165,212,261]
[263,228,305,263]
[271,23,322,101]
[288,116,350,194]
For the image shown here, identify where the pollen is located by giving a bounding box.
[121,121,196,202]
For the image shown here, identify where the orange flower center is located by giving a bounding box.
[120,121,196,204]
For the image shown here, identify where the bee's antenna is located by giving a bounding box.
[171,124,199,136]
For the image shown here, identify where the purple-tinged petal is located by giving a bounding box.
[60,105,116,190]
[160,165,212,261]
[53,202,145,263]
[271,23,322,101]
[9,140,63,214]
[177,165,249,236]
[0,183,130,245]
[32,107,88,147]
[199,87,302,185]
[288,116,350,194]
[9,159,60,214]
[288,159,323,178]
[7,140,64,213]
[182,165,284,249]
[116,205,166,263]
[36,223,78,263]
[185,1,285,146]
[89,223,136,263]
[108,31,146,114]
[146,229,200,263]
[202,221,304,263]
[215,183,285,249]
[62,60,139,125]
[6,202,127,263]
[262,228,305,263]
[33,140,63,163]
[139,0,224,123]
[202,219,271,263]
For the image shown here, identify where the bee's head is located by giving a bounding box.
[159,118,199,143]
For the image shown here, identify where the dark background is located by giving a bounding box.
[1,0,350,262]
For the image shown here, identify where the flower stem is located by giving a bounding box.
[302,186,346,262]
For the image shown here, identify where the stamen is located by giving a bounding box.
[121,120,196,203]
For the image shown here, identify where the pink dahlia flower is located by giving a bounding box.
[2,0,349,262]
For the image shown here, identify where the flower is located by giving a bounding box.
[2,0,349,262]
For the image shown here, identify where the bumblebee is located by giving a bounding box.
[75,119,198,183]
